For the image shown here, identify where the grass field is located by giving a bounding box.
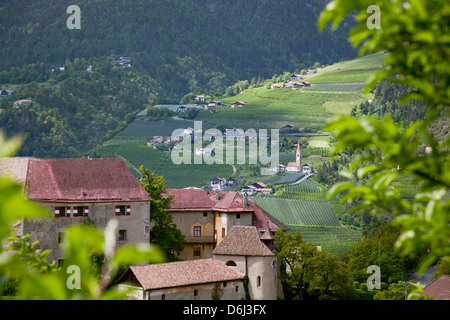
[306,51,386,84]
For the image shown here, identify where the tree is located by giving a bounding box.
[319,0,450,276]
[347,221,417,284]
[307,250,356,300]
[138,165,185,261]
[274,230,320,300]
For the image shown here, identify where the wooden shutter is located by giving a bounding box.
[115,206,120,216]
[126,205,131,216]
[54,207,60,218]
[72,207,78,217]
[84,206,89,217]
[66,207,71,217]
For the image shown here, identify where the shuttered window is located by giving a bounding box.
[115,205,131,216]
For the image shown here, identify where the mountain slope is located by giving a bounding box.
[0,0,355,97]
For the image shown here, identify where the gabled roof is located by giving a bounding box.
[26,158,150,202]
[213,226,275,257]
[423,274,450,300]
[118,258,244,290]
[166,189,253,213]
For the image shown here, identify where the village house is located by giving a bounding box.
[0,89,14,97]
[0,157,151,263]
[210,177,227,190]
[241,182,274,195]
[270,84,282,89]
[232,101,246,108]
[194,95,206,102]
[290,74,303,81]
[119,56,131,67]
[164,188,283,261]
[195,148,214,157]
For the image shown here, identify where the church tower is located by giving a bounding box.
[296,141,302,167]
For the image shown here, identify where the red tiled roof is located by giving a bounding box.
[166,189,253,213]
[26,158,150,202]
[213,226,275,256]
[423,275,450,300]
[121,258,244,290]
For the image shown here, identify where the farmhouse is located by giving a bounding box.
[232,101,246,107]
[165,188,282,260]
[0,157,151,263]
[0,89,14,97]
[194,95,206,102]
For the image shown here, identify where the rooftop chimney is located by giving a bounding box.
[243,192,248,207]
[215,191,220,200]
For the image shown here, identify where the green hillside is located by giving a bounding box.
[0,0,355,98]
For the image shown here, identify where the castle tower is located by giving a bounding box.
[296,141,302,167]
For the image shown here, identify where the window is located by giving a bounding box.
[223,282,227,288]
[257,276,261,287]
[235,285,240,292]
[58,232,65,244]
[222,228,225,238]
[236,213,240,219]
[116,205,130,216]
[194,226,201,237]
[119,230,127,241]
[203,211,208,217]
[225,260,237,267]
[194,290,198,297]
[161,294,165,300]
[59,207,66,217]
[193,247,201,258]
[76,206,84,217]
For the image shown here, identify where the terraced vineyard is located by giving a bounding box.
[252,197,340,227]
[251,193,361,254]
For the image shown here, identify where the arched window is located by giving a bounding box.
[225,260,237,267]
[257,276,261,287]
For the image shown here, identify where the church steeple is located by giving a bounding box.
[296,141,302,166]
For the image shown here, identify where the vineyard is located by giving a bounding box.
[95,136,233,188]
[251,197,340,227]
[289,226,361,254]
[251,191,362,254]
